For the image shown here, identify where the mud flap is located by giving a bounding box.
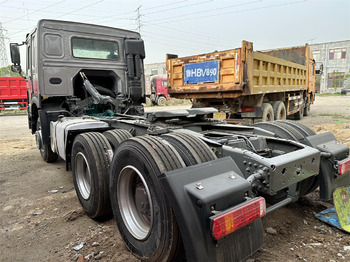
[159,157,264,261]
[333,187,350,233]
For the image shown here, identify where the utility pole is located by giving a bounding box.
[135,5,142,34]
[0,23,10,76]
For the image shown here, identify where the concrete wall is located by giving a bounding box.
[310,40,350,93]
[144,62,166,77]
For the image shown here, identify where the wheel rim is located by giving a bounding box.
[75,152,92,200]
[158,97,166,106]
[118,165,153,240]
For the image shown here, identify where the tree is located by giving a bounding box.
[0,65,21,77]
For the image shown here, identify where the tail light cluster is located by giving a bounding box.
[211,197,266,240]
[338,157,350,175]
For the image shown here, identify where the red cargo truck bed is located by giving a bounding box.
[0,77,27,110]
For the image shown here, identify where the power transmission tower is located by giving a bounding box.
[0,23,11,76]
[135,5,142,34]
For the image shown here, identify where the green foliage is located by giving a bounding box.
[0,65,21,77]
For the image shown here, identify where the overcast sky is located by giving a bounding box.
[1,0,349,65]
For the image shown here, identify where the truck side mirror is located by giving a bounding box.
[10,43,21,65]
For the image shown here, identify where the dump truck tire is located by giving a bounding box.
[162,133,217,166]
[36,117,58,163]
[110,136,185,261]
[294,107,304,120]
[273,101,286,120]
[262,103,274,122]
[72,132,112,218]
[103,129,132,152]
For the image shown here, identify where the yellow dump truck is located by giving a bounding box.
[166,41,316,123]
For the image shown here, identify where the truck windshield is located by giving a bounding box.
[72,37,119,60]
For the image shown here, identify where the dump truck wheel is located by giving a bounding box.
[303,105,310,116]
[72,132,112,218]
[162,133,217,166]
[103,129,132,152]
[294,106,304,120]
[262,103,274,122]
[157,96,167,106]
[110,136,185,261]
[36,117,58,163]
[273,101,286,120]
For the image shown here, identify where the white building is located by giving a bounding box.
[310,40,350,93]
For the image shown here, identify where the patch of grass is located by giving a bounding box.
[0,109,27,114]
[319,113,350,120]
[316,92,341,97]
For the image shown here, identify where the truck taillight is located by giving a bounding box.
[211,197,266,241]
[339,158,350,175]
[241,107,254,113]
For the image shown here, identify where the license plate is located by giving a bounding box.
[184,60,219,84]
[213,112,226,120]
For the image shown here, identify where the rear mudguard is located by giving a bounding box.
[160,157,263,262]
[305,132,350,200]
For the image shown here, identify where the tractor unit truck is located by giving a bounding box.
[166,41,316,124]
[10,20,350,262]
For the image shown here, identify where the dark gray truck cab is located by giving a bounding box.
[10,20,350,262]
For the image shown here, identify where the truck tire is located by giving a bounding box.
[162,133,217,166]
[261,103,274,122]
[273,101,286,120]
[276,120,315,137]
[110,136,185,261]
[36,117,58,163]
[156,96,167,106]
[103,129,132,152]
[253,122,298,140]
[294,106,304,120]
[274,121,318,196]
[72,132,112,218]
[303,105,310,116]
[145,97,152,106]
[254,121,318,199]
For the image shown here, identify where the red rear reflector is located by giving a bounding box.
[339,157,350,175]
[241,107,254,113]
[211,197,266,240]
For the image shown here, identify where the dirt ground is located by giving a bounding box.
[1,96,350,262]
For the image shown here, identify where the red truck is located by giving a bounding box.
[145,76,168,106]
[0,77,27,110]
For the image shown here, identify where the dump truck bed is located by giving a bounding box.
[167,41,312,99]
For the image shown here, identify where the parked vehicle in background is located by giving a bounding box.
[9,20,350,262]
[341,87,350,95]
[167,41,316,124]
[0,77,27,110]
[145,75,168,105]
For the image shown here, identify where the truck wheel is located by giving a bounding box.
[72,132,112,218]
[275,121,318,196]
[103,129,132,152]
[261,103,274,122]
[277,120,315,137]
[253,122,298,140]
[294,106,304,120]
[157,96,167,106]
[145,97,152,106]
[273,101,286,120]
[162,133,217,166]
[36,117,58,163]
[303,105,310,116]
[110,136,185,261]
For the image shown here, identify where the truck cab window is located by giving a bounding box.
[72,37,119,60]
